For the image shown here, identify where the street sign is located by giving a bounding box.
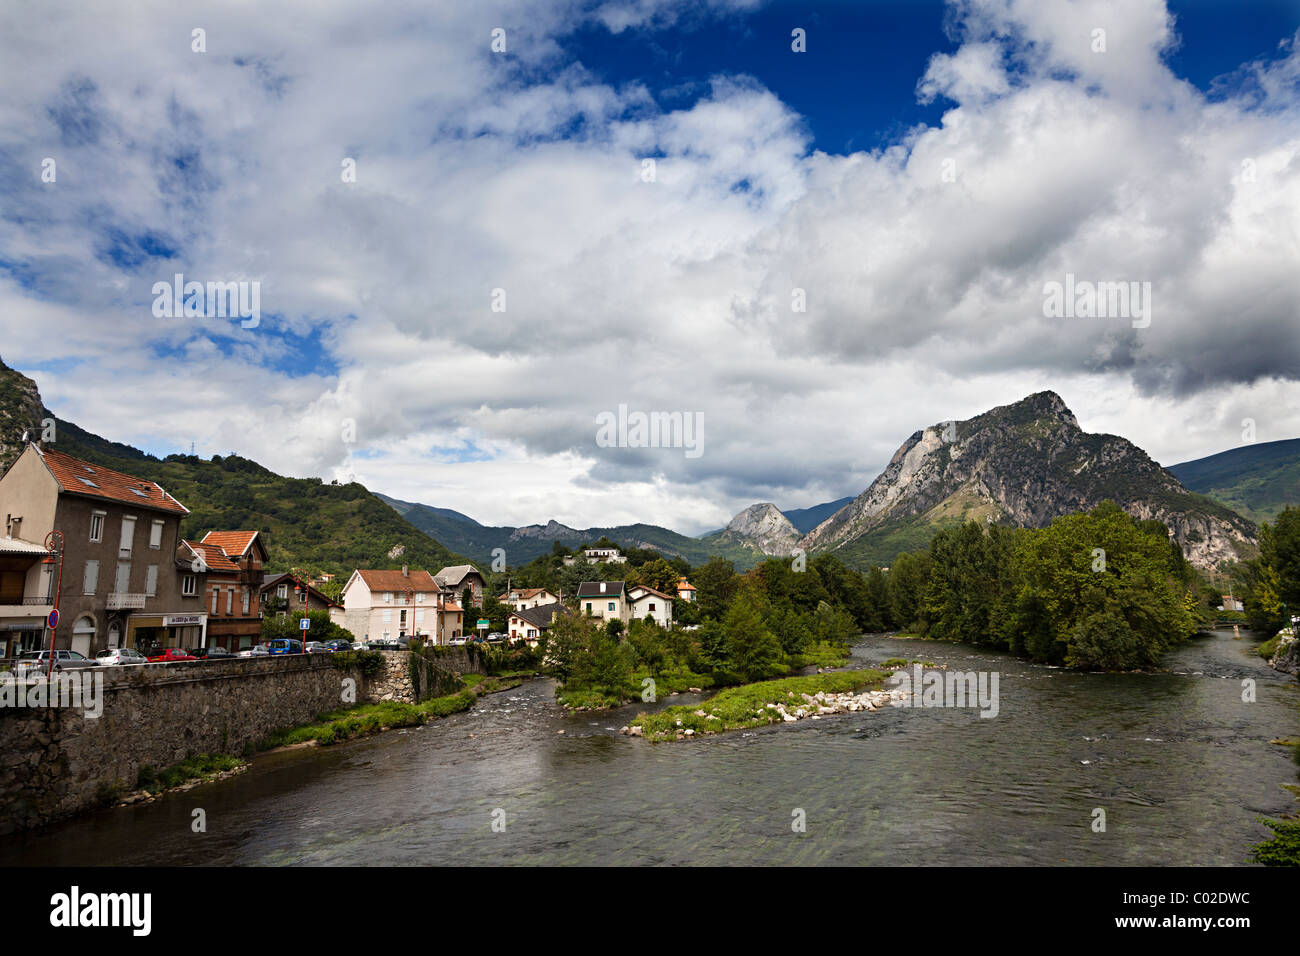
[299,618,311,631]
[47,609,59,629]
[476,619,490,629]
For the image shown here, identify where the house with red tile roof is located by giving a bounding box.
[337,566,443,644]
[0,443,205,658]
[185,530,268,650]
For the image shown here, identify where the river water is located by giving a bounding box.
[2,630,1296,866]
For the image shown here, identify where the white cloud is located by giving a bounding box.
[1,0,1298,536]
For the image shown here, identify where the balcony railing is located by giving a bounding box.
[106,592,147,610]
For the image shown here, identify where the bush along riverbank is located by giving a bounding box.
[107,754,248,808]
[624,669,896,742]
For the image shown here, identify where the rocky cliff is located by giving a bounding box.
[800,391,1256,570]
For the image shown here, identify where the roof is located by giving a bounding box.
[676,578,696,591]
[577,581,625,598]
[37,446,188,515]
[510,602,564,629]
[355,568,439,592]
[435,565,483,588]
[443,601,463,613]
[182,541,240,573]
[629,585,674,601]
[499,587,552,601]
[200,530,262,559]
[0,536,52,556]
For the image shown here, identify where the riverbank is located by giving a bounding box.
[625,668,894,741]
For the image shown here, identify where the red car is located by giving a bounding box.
[146,648,197,663]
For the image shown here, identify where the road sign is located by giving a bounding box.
[299,618,311,631]
[477,619,490,629]
[47,608,59,629]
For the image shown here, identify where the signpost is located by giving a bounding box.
[477,618,490,641]
[300,617,310,653]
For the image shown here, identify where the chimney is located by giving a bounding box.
[600,582,606,593]
[402,565,408,576]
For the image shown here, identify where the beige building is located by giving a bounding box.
[336,567,440,643]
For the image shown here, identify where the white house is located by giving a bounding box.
[337,566,439,643]
[507,601,564,645]
[576,581,626,622]
[627,584,674,628]
[498,587,561,612]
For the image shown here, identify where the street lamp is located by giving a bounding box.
[42,530,64,682]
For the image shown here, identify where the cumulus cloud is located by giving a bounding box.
[0,0,1297,534]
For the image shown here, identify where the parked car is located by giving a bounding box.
[449,636,468,646]
[323,639,352,652]
[267,639,304,656]
[95,647,148,666]
[486,632,505,644]
[238,644,270,658]
[146,648,197,663]
[187,646,235,660]
[14,649,100,675]
[305,641,333,654]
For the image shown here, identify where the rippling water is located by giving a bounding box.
[3,629,1296,866]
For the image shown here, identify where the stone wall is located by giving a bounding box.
[0,654,387,835]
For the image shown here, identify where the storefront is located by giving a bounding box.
[1,622,46,664]
[125,613,206,653]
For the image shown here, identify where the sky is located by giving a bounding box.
[1,0,1298,535]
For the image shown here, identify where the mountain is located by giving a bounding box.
[384,494,764,568]
[782,496,855,534]
[1167,438,1300,525]
[800,391,1257,570]
[0,357,462,575]
[699,503,801,556]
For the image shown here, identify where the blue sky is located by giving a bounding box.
[1,0,1299,533]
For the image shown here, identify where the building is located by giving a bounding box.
[508,601,563,645]
[0,534,55,665]
[498,587,561,612]
[627,584,674,628]
[0,443,204,656]
[435,564,485,607]
[563,547,628,566]
[675,577,696,602]
[576,581,626,622]
[337,567,439,643]
[260,572,341,618]
[184,530,267,650]
[438,595,464,645]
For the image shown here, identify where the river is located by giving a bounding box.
[2,629,1296,865]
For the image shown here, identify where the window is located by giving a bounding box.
[211,588,219,615]
[648,602,656,612]
[89,512,104,543]
[416,609,425,623]
[585,602,592,613]
[277,584,287,599]
[182,574,196,597]
[145,565,158,597]
[118,516,136,556]
[149,520,163,549]
[226,588,233,615]
[608,602,615,612]
[242,590,250,615]
[384,592,393,603]
[83,560,99,595]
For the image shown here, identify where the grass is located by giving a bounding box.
[136,754,245,794]
[1257,634,1283,660]
[630,669,891,742]
[556,642,850,710]
[260,675,523,748]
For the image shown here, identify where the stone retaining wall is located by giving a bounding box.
[1,654,381,835]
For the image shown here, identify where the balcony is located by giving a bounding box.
[106,592,147,610]
[0,595,53,618]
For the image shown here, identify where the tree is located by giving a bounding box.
[721,583,784,681]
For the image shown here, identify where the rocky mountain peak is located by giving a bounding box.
[723,503,800,555]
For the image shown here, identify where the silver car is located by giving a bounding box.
[96,647,148,666]
[14,649,101,675]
